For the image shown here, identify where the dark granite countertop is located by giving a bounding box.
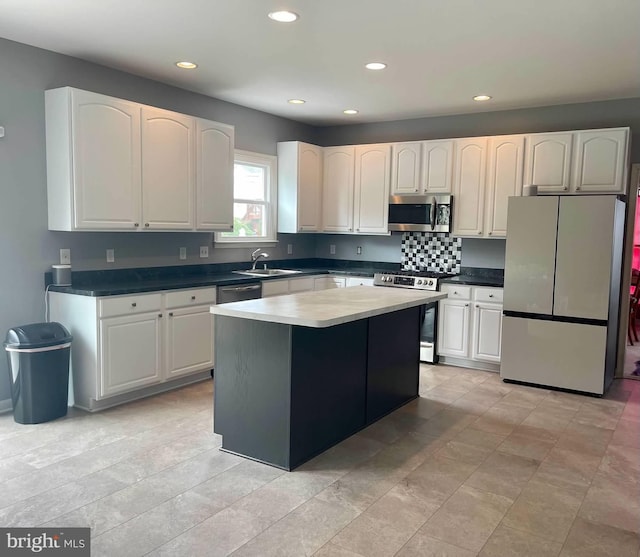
[45,259,401,297]
[441,267,504,287]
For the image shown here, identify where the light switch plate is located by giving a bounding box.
[356,246,362,255]
[59,248,71,265]
[0,126,5,138]
[330,244,336,255]
[106,249,115,263]
[200,246,209,258]
[287,244,293,255]
[179,247,187,260]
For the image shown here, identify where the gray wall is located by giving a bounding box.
[0,38,318,404]
[315,234,402,262]
[316,97,640,164]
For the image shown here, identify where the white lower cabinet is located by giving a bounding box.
[100,311,163,398]
[262,275,345,297]
[437,285,503,370]
[50,287,216,411]
[314,276,346,290]
[345,277,374,287]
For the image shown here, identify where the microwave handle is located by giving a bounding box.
[430,197,437,231]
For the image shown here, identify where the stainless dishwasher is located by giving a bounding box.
[217,283,262,304]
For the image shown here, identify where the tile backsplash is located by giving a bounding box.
[401,232,462,272]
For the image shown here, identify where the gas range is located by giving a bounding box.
[373,270,457,291]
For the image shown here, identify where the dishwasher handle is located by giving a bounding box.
[220,284,262,293]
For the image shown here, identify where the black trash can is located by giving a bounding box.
[4,322,73,424]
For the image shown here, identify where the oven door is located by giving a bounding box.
[419,302,438,363]
[388,195,451,233]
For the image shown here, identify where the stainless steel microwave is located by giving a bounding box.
[388,194,452,232]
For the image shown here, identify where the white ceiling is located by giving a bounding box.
[0,0,638,125]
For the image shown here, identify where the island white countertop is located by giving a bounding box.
[210,286,447,328]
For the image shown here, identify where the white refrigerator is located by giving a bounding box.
[501,195,625,395]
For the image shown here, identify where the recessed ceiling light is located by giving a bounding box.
[176,61,197,69]
[268,11,299,22]
[343,109,359,115]
[365,62,387,71]
[288,99,306,104]
[473,95,492,101]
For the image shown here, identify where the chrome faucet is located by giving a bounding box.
[251,248,270,270]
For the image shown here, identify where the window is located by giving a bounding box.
[215,150,277,244]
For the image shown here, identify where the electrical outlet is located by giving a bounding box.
[199,246,209,258]
[356,246,362,255]
[106,249,115,263]
[179,247,187,260]
[330,244,336,255]
[287,244,293,255]
[59,248,71,265]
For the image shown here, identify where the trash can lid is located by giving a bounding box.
[4,322,73,350]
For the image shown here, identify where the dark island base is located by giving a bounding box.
[213,307,421,470]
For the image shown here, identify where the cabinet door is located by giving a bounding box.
[141,107,194,230]
[453,138,487,237]
[100,312,162,398]
[288,277,315,293]
[391,142,422,194]
[166,305,214,379]
[262,279,290,297]
[353,144,390,234]
[471,303,503,362]
[485,135,524,237]
[437,300,470,358]
[297,143,323,231]
[524,133,573,193]
[422,140,454,193]
[196,119,234,231]
[572,129,628,193]
[322,146,355,232]
[71,90,141,230]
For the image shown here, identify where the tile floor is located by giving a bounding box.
[1,365,639,556]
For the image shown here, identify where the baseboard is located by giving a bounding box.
[438,356,500,373]
[0,398,13,414]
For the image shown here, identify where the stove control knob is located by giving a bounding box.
[415,279,422,285]
[428,279,434,286]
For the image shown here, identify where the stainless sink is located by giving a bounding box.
[232,269,303,277]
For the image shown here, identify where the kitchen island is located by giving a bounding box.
[210,286,446,470]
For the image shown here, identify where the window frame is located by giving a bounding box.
[215,149,278,246]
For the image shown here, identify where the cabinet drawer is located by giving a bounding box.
[262,279,290,297]
[345,277,374,287]
[474,287,503,303]
[165,287,216,309]
[440,284,471,300]
[99,293,162,318]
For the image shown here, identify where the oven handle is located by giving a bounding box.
[430,197,437,231]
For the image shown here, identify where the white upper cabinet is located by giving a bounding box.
[353,144,391,234]
[524,132,573,193]
[390,140,453,195]
[141,107,194,230]
[322,146,355,232]
[391,142,421,194]
[422,140,454,193]
[45,87,234,232]
[47,88,142,230]
[484,135,524,237]
[525,129,628,195]
[453,137,487,237]
[571,128,628,194]
[196,119,234,231]
[277,141,323,233]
